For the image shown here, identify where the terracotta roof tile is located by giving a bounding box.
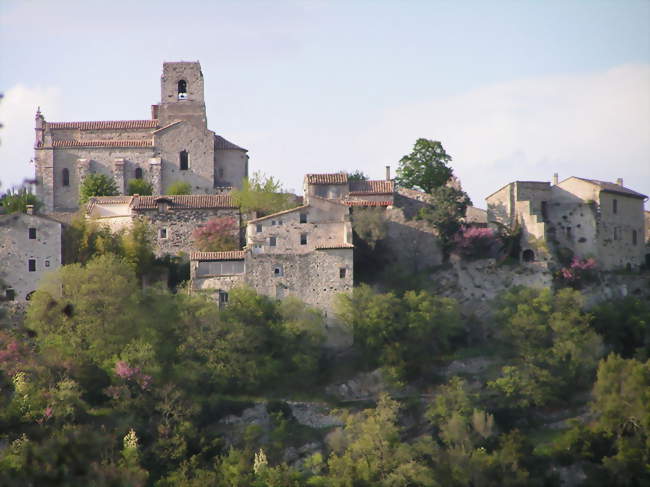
[349,180,394,194]
[214,135,247,151]
[247,204,308,223]
[306,173,348,185]
[344,200,392,207]
[315,243,354,249]
[130,194,236,210]
[190,251,246,261]
[52,139,153,148]
[48,120,159,130]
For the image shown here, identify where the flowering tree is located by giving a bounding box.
[191,217,239,252]
[558,257,597,287]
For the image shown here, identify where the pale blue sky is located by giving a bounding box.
[1,0,649,205]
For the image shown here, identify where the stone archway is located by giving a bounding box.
[522,249,535,262]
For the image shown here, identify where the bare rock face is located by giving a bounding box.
[287,402,343,429]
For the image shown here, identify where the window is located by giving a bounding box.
[45,260,50,267]
[256,224,262,233]
[522,249,535,262]
[541,201,548,222]
[159,228,168,239]
[28,259,36,272]
[28,228,36,239]
[300,233,308,245]
[197,261,244,276]
[179,150,189,170]
[135,167,143,179]
[278,220,283,226]
[271,220,276,226]
[5,289,15,301]
[613,199,618,214]
[300,213,307,223]
[340,268,347,278]
[62,168,70,187]
[269,236,276,247]
[632,230,638,246]
[177,79,187,100]
[219,291,229,304]
[274,265,284,277]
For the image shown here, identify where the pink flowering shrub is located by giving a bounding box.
[557,257,597,287]
[191,217,239,252]
[0,332,30,376]
[114,360,152,391]
[452,226,500,259]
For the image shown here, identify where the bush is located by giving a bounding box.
[556,257,597,288]
[452,226,499,259]
[79,174,118,204]
[126,179,153,196]
[166,181,192,195]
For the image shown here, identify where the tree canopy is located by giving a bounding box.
[396,139,454,194]
[231,171,296,216]
[79,174,118,204]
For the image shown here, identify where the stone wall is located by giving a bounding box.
[0,213,62,301]
[215,148,248,190]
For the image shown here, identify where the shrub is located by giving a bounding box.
[557,257,597,288]
[452,226,499,259]
[0,187,43,214]
[166,181,192,195]
[191,217,239,252]
[126,179,153,196]
[79,174,118,204]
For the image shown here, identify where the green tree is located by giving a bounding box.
[419,185,472,250]
[121,218,156,279]
[166,181,192,195]
[591,297,650,359]
[346,170,369,182]
[396,139,453,194]
[231,171,295,216]
[488,287,603,408]
[351,207,387,249]
[79,173,118,204]
[0,187,42,213]
[127,179,153,196]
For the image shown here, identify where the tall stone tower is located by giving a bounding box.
[157,61,208,129]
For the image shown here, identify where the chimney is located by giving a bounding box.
[616,178,623,186]
[553,173,558,185]
[151,104,159,119]
[25,205,34,215]
[385,165,391,181]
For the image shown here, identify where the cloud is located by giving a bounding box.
[357,64,650,207]
[0,85,62,189]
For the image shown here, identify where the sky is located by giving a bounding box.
[1,0,649,208]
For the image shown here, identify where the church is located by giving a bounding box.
[34,61,249,212]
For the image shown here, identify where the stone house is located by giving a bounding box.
[87,194,239,257]
[191,195,353,316]
[0,206,62,301]
[486,176,647,270]
[34,61,248,212]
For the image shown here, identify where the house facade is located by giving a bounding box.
[0,207,62,301]
[486,176,647,270]
[34,61,248,212]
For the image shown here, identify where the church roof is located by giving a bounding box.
[47,120,159,130]
[214,135,247,151]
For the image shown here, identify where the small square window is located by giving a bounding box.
[271,220,276,226]
[278,220,283,226]
[274,265,284,277]
[269,236,276,247]
[45,260,50,267]
[29,228,36,239]
[340,268,347,278]
[300,213,307,223]
[28,259,36,272]
[300,233,308,245]
[256,224,262,233]
[159,228,168,239]
[5,289,15,301]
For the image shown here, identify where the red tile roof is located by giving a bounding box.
[344,200,392,207]
[306,173,348,185]
[316,243,354,250]
[131,194,236,210]
[52,140,153,148]
[349,180,394,194]
[48,120,159,130]
[190,250,245,261]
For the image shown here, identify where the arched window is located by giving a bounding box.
[135,167,143,179]
[179,150,189,170]
[62,168,70,186]
[522,249,535,262]
[177,80,187,100]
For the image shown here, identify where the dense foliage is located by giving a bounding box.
[231,171,296,216]
[165,181,192,195]
[0,187,42,214]
[191,217,239,252]
[128,179,154,196]
[395,138,454,194]
[79,173,119,204]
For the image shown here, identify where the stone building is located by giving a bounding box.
[191,195,353,316]
[486,176,647,270]
[0,206,62,301]
[87,194,239,257]
[34,61,248,212]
